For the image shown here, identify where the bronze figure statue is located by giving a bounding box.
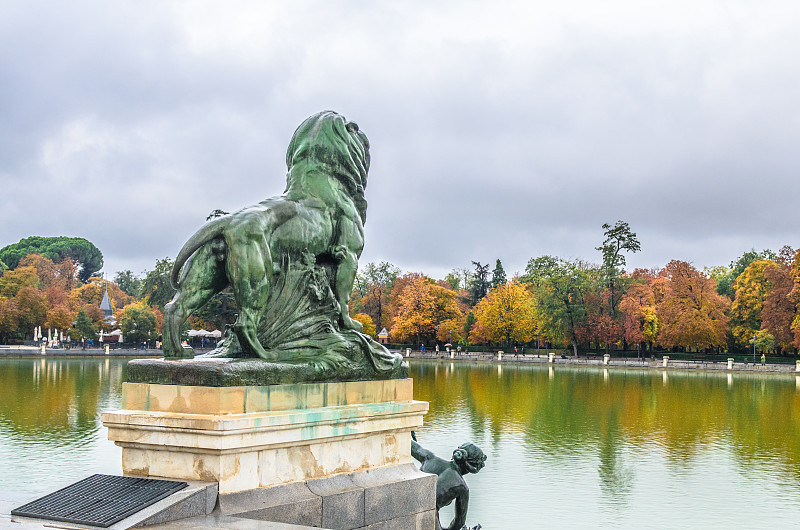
[160,111,403,377]
[411,432,486,530]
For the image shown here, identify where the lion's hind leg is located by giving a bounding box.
[226,237,276,361]
[163,242,227,359]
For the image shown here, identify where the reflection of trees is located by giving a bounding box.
[0,359,126,443]
[410,362,800,484]
[597,408,634,503]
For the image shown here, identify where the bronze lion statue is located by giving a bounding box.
[162,111,402,375]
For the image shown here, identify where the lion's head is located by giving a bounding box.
[285,111,370,222]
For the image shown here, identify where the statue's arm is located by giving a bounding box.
[411,439,433,464]
[443,486,469,530]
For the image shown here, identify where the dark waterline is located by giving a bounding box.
[1,358,799,527]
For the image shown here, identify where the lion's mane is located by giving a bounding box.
[284,110,370,222]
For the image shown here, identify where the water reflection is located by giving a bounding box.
[2,358,800,526]
[0,358,127,494]
[411,361,800,527]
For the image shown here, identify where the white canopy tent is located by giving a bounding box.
[186,329,222,338]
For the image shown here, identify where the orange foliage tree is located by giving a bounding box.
[761,260,797,353]
[390,275,462,345]
[619,280,658,352]
[655,261,729,350]
[72,277,134,312]
[788,249,800,349]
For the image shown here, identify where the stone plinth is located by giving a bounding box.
[101,379,427,495]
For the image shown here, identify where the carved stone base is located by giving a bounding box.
[101,379,427,495]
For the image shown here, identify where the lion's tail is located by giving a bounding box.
[171,217,229,288]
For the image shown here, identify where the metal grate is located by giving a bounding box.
[11,474,188,528]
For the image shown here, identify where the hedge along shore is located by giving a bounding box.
[397,349,800,375]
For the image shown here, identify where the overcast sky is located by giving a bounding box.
[2,1,798,282]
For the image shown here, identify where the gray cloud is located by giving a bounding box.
[1,0,798,282]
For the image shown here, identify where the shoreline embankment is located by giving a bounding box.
[398,349,800,375]
[3,345,798,376]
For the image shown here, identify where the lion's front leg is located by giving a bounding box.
[332,244,363,332]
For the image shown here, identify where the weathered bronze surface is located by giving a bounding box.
[127,355,407,387]
[159,111,405,381]
[411,432,486,530]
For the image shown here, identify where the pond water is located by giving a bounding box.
[1,357,799,528]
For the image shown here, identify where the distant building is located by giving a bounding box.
[378,328,390,345]
[100,289,114,320]
[99,288,119,342]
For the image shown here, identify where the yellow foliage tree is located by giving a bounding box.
[353,312,376,337]
[472,282,537,344]
[0,266,39,298]
[72,277,134,313]
[730,260,774,347]
[436,317,464,343]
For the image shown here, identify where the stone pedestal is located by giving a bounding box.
[101,379,428,496]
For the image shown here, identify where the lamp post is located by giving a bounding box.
[537,331,540,354]
[753,333,757,365]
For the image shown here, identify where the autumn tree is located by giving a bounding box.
[655,260,729,351]
[729,260,774,348]
[714,249,775,299]
[472,282,536,345]
[578,289,623,352]
[390,276,461,345]
[14,286,48,334]
[760,259,796,353]
[436,317,465,344]
[788,249,800,349]
[17,254,80,291]
[521,256,597,356]
[73,277,134,313]
[619,281,658,355]
[352,261,400,331]
[0,297,18,343]
[353,313,377,337]
[120,302,158,343]
[0,266,39,298]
